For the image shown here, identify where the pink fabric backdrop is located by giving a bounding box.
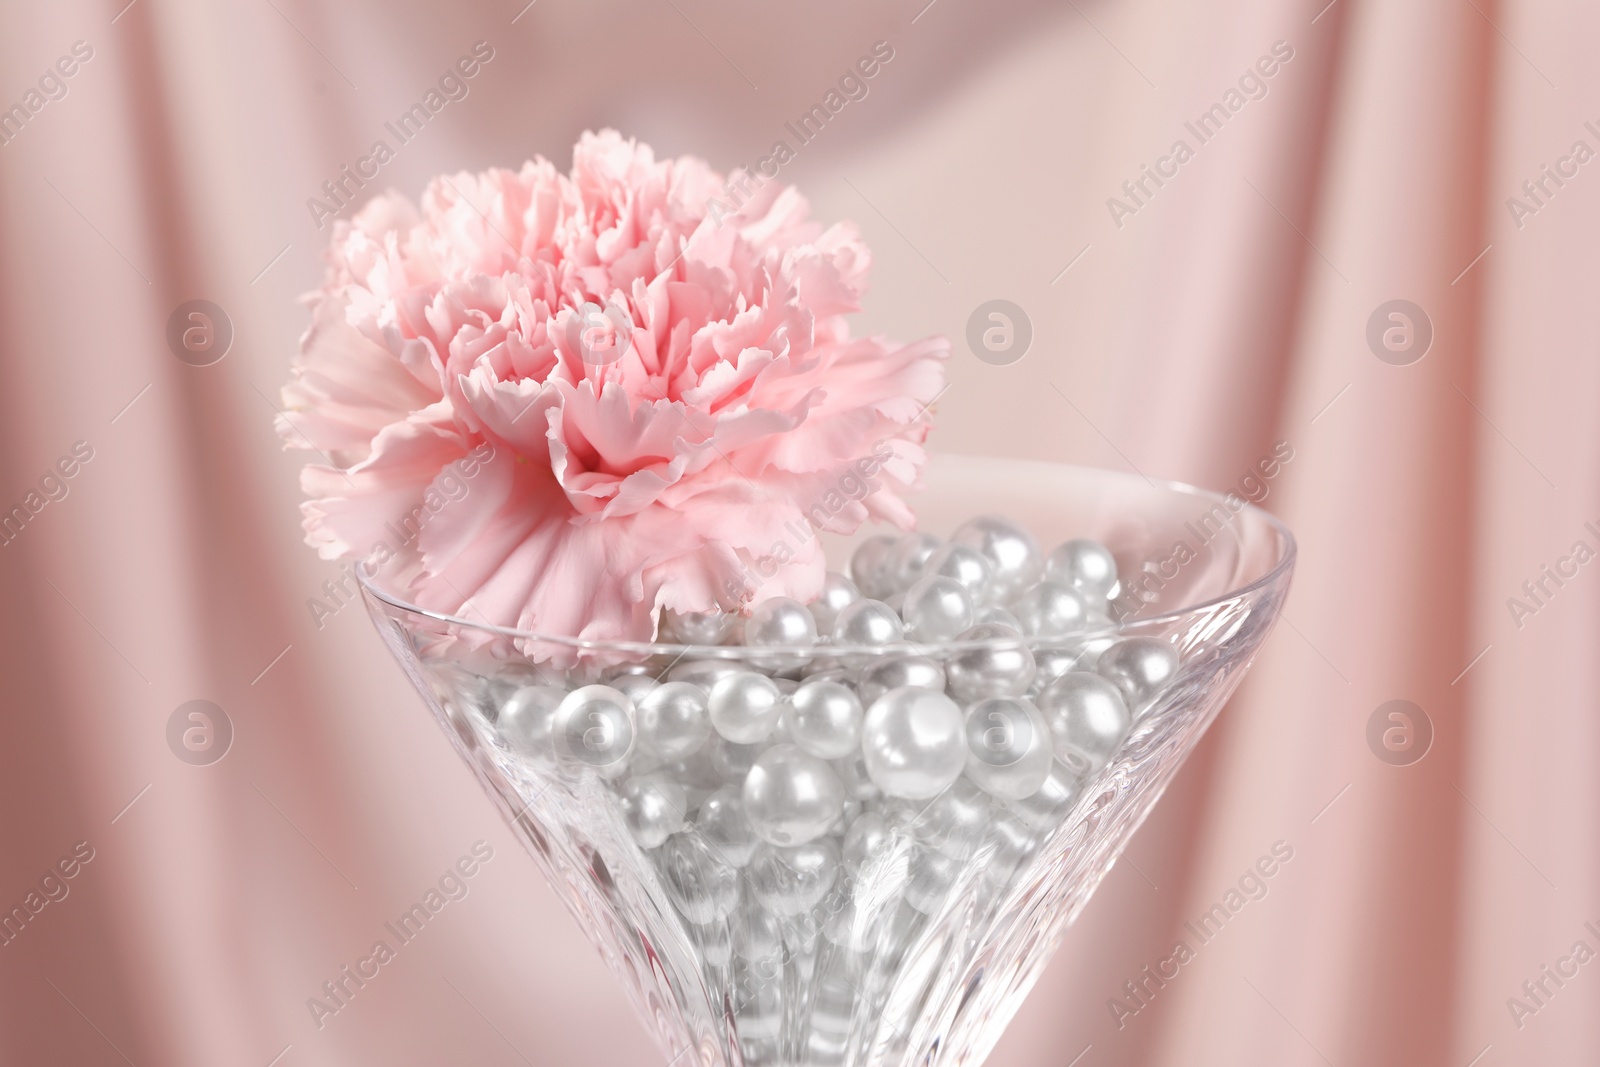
[1,0,1595,1063]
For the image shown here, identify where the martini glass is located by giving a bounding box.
[360,454,1295,1067]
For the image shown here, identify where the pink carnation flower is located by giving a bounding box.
[279,130,947,643]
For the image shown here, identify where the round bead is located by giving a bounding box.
[667,658,745,689]
[742,597,818,670]
[910,777,993,859]
[884,532,942,594]
[1037,672,1130,775]
[663,608,739,646]
[1029,646,1091,695]
[619,773,687,848]
[696,784,760,866]
[949,515,1042,604]
[658,831,740,924]
[861,687,967,800]
[856,654,947,707]
[963,696,1053,800]
[832,598,905,646]
[974,605,1023,631]
[1096,637,1180,715]
[708,736,763,781]
[1011,580,1091,638]
[784,680,863,759]
[809,572,862,635]
[900,575,974,642]
[498,685,565,760]
[743,744,846,847]
[1005,759,1085,831]
[747,839,841,916]
[848,535,899,600]
[708,672,784,743]
[553,685,635,771]
[607,671,658,706]
[945,624,1037,703]
[842,811,891,868]
[921,542,994,604]
[1045,538,1120,600]
[636,681,711,760]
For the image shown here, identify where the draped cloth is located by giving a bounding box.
[0,0,1592,1063]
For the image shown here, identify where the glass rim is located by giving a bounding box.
[355,458,1297,658]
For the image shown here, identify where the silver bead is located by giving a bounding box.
[809,571,862,635]
[1045,538,1120,600]
[636,681,711,760]
[848,534,899,600]
[831,599,906,668]
[696,784,760,867]
[619,773,687,848]
[1011,580,1091,638]
[842,811,891,868]
[1028,645,1092,695]
[1005,759,1084,832]
[885,532,942,594]
[497,685,565,760]
[1096,637,1180,716]
[784,679,863,759]
[607,671,658,706]
[861,687,967,799]
[552,685,635,773]
[921,542,994,604]
[949,515,1042,604]
[662,608,739,646]
[742,596,818,671]
[963,696,1053,800]
[657,831,740,923]
[667,658,745,689]
[708,671,784,744]
[743,744,846,847]
[1037,671,1130,775]
[945,623,1036,703]
[747,839,840,916]
[855,653,947,708]
[900,575,974,642]
[974,605,1023,630]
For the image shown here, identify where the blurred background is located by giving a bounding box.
[1,0,1596,1064]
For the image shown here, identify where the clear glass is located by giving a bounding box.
[359,454,1295,1067]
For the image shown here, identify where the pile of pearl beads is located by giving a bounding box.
[475,513,1185,1066]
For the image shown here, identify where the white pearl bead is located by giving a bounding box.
[861,687,967,799]
[910,777,993,859]
[905,848,962,914]
[1045,538,1120,600]
[1096,637,1180,716]
[963,696,1053,800]
[808,571,862,635]
[831,599,906,668]
[945,624,1036,703]
[1028,646,1091,695]
[885,532,942,594]
[949,515,1042,603]
[666,658,745,689]
[552,685,635,772]
[848,534,899,600]
[841,811,891,868]
[635,681,711,760]
[708,671,784,743]
[709,736,762,781]
[696,784,760,866]
[606,672,657,706]
[921,542,994,604]
[1037,671,1130,775]
[742,596,818,670]
[784,679,863,759]
[662,608,739,645]
[900,575,974,642]
[974,605,1023,630]
[743,744,846,846]
[657,831,740,923]
[747,840,840,916]
[855,654,947,707]
[1011,580,1091,638]
[498,685,565,760]
[619,773,687,848]
[1005,759,1084,831]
